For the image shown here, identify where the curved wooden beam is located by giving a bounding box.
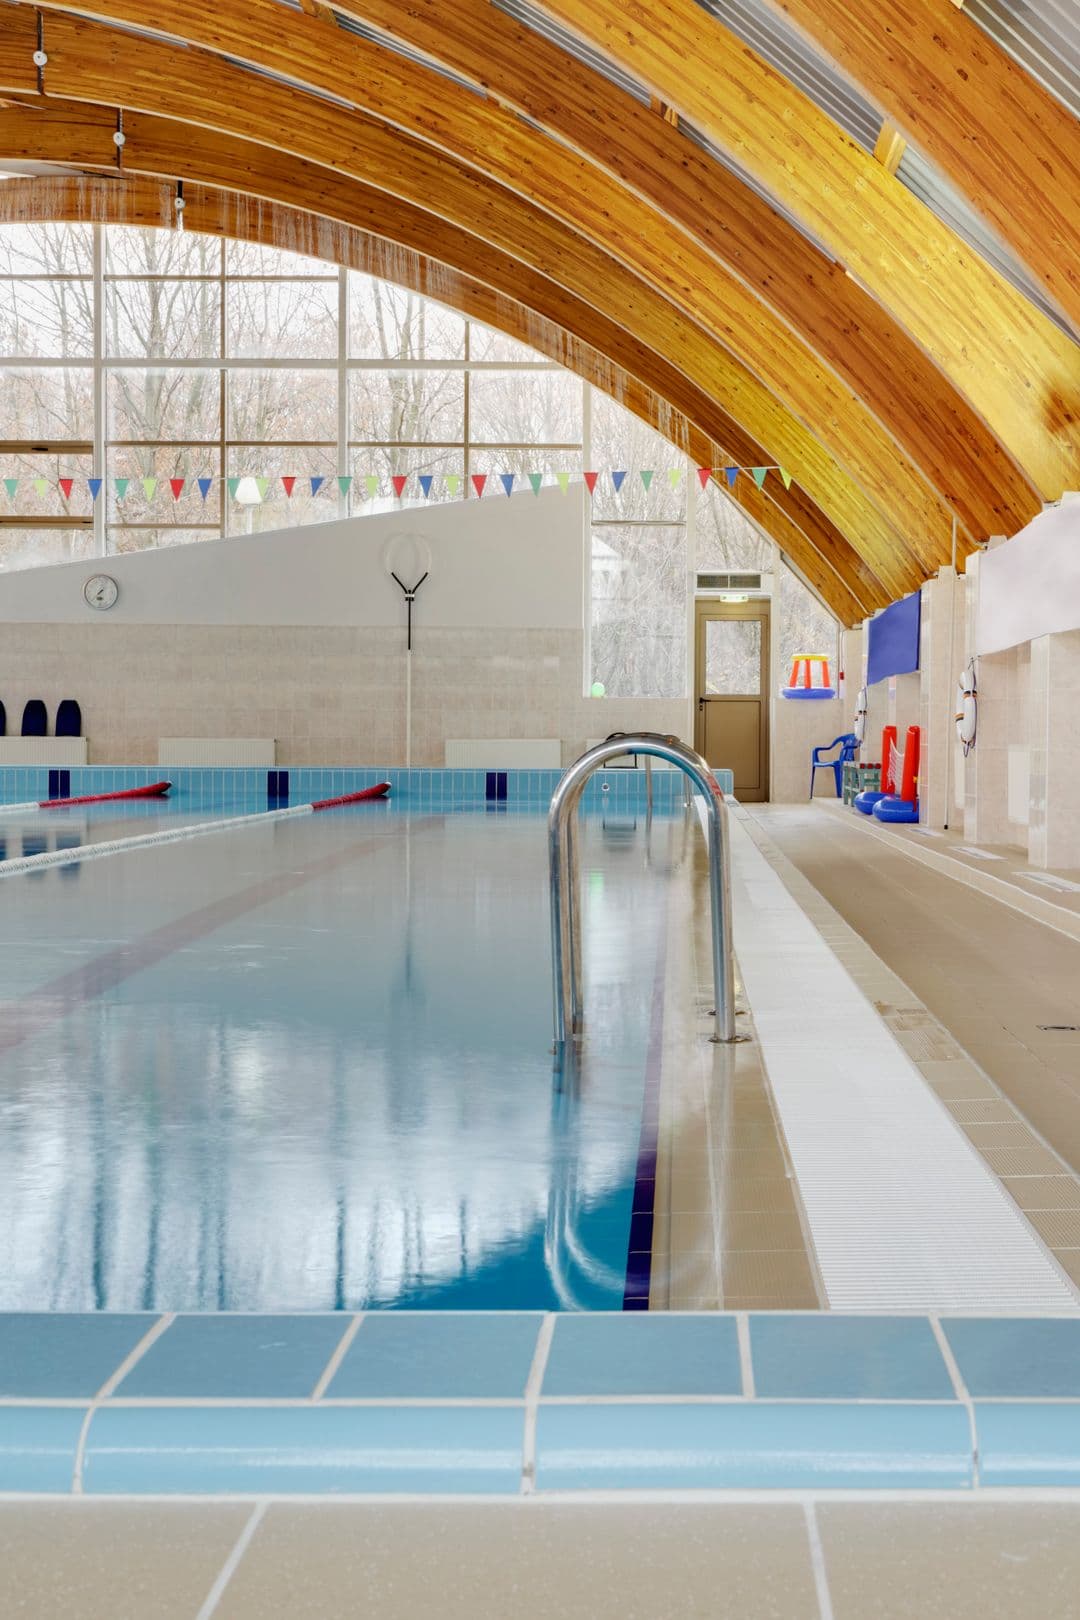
[324,0,1038,541]
[19,3,958,577]
[526,0,1080,499]
[0,170,868,622]
[5,14,927,593]
[0,111,892,615]
[761,0,1080,336]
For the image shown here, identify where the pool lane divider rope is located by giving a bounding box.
[2,780,174,813]
[0,783,391,879]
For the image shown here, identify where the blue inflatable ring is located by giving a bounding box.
[853,789,886,815]
[873,795,919,824]
[781,687,836,700]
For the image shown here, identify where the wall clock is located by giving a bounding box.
[83,574,119,611]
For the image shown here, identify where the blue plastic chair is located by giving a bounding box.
[810,733,858,799]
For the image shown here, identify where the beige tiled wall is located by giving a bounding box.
[0,622,685,766]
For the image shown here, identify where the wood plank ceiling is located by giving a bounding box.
[0,0,1075,623]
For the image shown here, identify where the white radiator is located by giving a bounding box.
[0,739,88,765]
[158,738,277,766]
[445,739,562,768]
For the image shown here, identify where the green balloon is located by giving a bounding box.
[590,681,606,698]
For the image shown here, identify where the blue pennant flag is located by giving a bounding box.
[87,478,102,502]
[418,473,434,498]
[310,476,325,497]
[499,472,516,497]
[197,477,213,500]
[611,469,627,492]
[724,466,739,488]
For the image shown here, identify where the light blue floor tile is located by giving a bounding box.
[749,1315,954,1399]
[536,1402,973,1490]
[0,1314,153,1398]
[0,1408,86,1492]
[84,1405,524,1494]
[115,1314,349,1399]
[542,1314,741,1397]
[942,1318,1080,1397]
[976,1403,1080,1485]
[327,1313,543,1399]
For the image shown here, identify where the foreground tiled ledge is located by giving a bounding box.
[3,1313,1080,1495]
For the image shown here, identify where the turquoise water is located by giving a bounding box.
[0,799,679,1311]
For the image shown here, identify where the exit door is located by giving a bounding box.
[694,601,770,801]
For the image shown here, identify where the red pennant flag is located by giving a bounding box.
[58,477,74,500]
[696,466,712,489]
[583,471,599,494]
[391,474,408,498]
[169,478,185,500]
[281,476,296,497]
[471,473,487,498]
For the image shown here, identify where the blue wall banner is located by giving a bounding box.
[867,591,921,686]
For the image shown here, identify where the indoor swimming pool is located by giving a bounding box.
[0,793,694,1314]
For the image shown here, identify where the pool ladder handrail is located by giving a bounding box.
[548,733,737,1049]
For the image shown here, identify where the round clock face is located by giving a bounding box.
[83,574,119,611]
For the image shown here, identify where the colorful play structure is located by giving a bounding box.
[854,725,920,823]
[782,653,836,700]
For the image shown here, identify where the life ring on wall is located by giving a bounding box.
[853,686,868,747]
[955,664,977,755]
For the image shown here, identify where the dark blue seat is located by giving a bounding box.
[21,699,47,737]
[810,732,858,799]
[55,700,82,738]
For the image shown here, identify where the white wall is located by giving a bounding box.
[0,488,586,630]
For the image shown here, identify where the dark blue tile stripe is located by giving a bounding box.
[622,909,669,1311]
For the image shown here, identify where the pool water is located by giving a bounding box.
[0,799,687,1312]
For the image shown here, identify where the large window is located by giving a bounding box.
[0,222,583,558]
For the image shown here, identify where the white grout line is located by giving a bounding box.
[736,1315,755,1399]
[521,1314,556,1495]
[194,1501,267,1620]
[803,1501,837,1620]
[12,1485,1080,1506]
[930,1315,981,1489]
[309,1313,363,1400]
[71,1312,175,1494]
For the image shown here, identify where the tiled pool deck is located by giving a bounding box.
[3,1312,1080,1495]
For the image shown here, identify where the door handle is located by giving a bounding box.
[698,697,705,711]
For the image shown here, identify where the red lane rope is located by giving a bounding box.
[310,783,391,811]
[38,781,172,809]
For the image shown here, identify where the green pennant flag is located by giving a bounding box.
[2,477,17,500]
[337,475,352,497]
[752,467,768,489]
[256,477,271,501]
[33,477,48,498]
[114,478,129,501]
[779,466,792,490]
[227,477,241,500]
[445,473,461,497]
[364,474,379,498]
[555,472,570,494]
[142,477,157,502]
[667,468,683,490]
[528,472,543,495]
[640,469,654,491]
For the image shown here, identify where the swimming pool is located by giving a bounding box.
[0,794,695,1313]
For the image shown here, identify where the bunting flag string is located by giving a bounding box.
[0,465,798,508]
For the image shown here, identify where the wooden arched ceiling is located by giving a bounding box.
[14,0,1043,551]
[0,171,870,620]
[759,0,1080,336]
[524,0,1080,496]
[0,13,933,596]
[0,116,892,618]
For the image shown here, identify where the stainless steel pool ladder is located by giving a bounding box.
[548,733,737,1049]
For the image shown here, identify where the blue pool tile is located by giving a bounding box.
[536,1402,973,1490]
[84,1405,524,1494]
[542,1315,741,1398]
[976,1403,1080,1486]
[0,1314,153,1398]
[115,1314,349,1399]
[749,1315,954,1400]
[0,1408,86,1493]
[327,1313,542,1399]
[942,1318,1080,1398]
